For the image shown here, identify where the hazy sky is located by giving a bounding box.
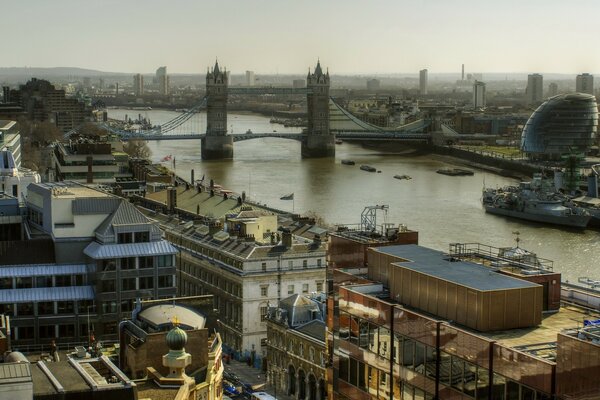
[4,0,599,75]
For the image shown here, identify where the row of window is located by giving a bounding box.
[260,258,323,271]
[259,281,324,298]
[0,300,95,317]
[0,274,85,290]
[180,260,242,297]
[99,255,173,272]
[167,233,244,270]
[100,275,174,293]
[117,231,150,244]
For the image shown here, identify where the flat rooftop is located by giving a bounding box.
[379,245,539,291]
[0,120,16,131]
[33,181,113,198]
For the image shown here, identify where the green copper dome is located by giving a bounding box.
[166,325,188,351]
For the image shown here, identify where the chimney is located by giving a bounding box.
[282,230,293,248]
[191,169,194,184]
[166,186,177,213]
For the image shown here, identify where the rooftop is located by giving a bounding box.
[31,181,113,199]
[138,304,206,331]
[0,120,16,132]
[378,245,539,291]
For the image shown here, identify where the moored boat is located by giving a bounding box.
[437,168,474,176]
[360,165,376,172]
[341,159,355,165]
[394,174,412,180]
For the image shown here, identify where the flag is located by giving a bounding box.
[280,193,294,200]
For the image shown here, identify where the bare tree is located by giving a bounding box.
[79,122,108,138]
[123,140,152,160]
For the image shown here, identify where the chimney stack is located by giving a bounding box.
[166,186,177,213]
[282,230,293,248]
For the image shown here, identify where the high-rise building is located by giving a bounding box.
[461,64,465,81]
[366,79,380,91]
[156,66,169,95]
[133,73,144,96]
[576,73,594,95]
[419,69,428,95]
[526,73,544,105]
[245,70,255,86]
[548,82,558,97]
[473,80,486,108]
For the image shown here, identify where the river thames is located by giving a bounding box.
[109,108,600,282]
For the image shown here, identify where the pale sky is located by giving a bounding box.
[3,0,599,75]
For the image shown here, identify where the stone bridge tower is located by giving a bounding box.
[303,61,335,158]
[202,60,233,159]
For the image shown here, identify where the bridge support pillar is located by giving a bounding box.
[201,135,233,160]
[301,135,335,158]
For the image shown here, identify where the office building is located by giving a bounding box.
[156,66,169,95]
[472,80,486,108]
[576,73,594,95]
[419,69,428,95]
[133,73,144,96]
[138,187,327,367]
[266,293,327,400]
[521,93,598,159]
[526,73,544,105]
[293,79,306,89]
[329,240,600,399]
[0,119,22,167]
[367,79,380,91]
[0,181,177,345]
[245,70,255,86]
[8,78,92,133]
[548,82,559,97]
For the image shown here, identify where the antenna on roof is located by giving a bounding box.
[512,231,521,248]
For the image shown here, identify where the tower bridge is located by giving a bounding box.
[101,60,432,159]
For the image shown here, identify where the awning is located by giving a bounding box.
[0,264,88,278]
[84,240,177,260]
[0,286,95,303]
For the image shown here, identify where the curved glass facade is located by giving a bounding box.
[521,93,598,159]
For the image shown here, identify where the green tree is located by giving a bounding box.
[123,139,152,160]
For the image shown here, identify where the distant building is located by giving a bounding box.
[156,66,169,95]
[366,78,380,91]
[526,73,544,105]
[419,69,428,95]
[245,70,255,86]
[548,82,559,97]
[576,73,594,95]
[472,80,486,108]
[9,78,92,133]
[133,73,144,96]
[82,77,91,89]
[52,139,121,184]
[293,79,306,89]
[521,93,598,159]
[266,293,327,400]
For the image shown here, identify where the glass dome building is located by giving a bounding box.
[521,93,598,159]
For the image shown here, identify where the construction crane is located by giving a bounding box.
[360,205,389,232]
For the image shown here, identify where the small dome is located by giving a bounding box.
[166,326,188,351]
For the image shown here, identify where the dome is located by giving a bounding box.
[521,93,598,159]
[166,325,188,351]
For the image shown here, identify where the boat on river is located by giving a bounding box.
[437,168,474,176]
[482,174,591,229]
[394,174,412,180]
[341,159,355,165]
[360,165,376,172]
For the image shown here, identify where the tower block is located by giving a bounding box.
[302,60,335,158]
[202,60,233,159]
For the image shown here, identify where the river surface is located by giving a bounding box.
[109,108,600,282]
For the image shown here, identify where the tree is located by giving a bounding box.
[123,140,152,160]
[78,122,108,138]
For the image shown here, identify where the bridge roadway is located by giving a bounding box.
[121,131,431,142]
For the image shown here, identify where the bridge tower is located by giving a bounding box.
[303,60,335,158]
[202,60,233,159]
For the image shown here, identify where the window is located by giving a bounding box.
[287,285,294,294]
[58,324,75,338]
[302,283,309,293]
[316,281,323,292]
[118,233,132,243]
[122,278,136,291]
[39,325,55,339]
[57,301,74,314]
[78,300,94,314]
[309,347,315,362]
[260,285,268,297]
[134,231,149,243]
[317,259,322,267]
[100,260,116,272]
[15,277,32,289]
[157,255,173,267]
[0,278,12,289]
[38,302,54,315]
[18,326,34,340]
[139,276,154,289]
[288,260,293,268]
[120,257,136,270]
[158,275,173,288]
[139,256,154,269]
[302,260,307,268]
[102,301,117,314]
[121,299,134,312]
[260,306,268,321]
[261,262,267,271]
[101,280,116,292]
[55,275,71,287]
[17,303,34,316]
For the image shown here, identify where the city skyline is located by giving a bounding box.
[4,0,600,75]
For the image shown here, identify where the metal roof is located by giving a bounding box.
[138,304,206,330]
[84,240,177,259]
[0,286,94,303]
[0,264,88,278]
[72,197,120,215]
[377,245,539,291]
[0,362,31,384]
